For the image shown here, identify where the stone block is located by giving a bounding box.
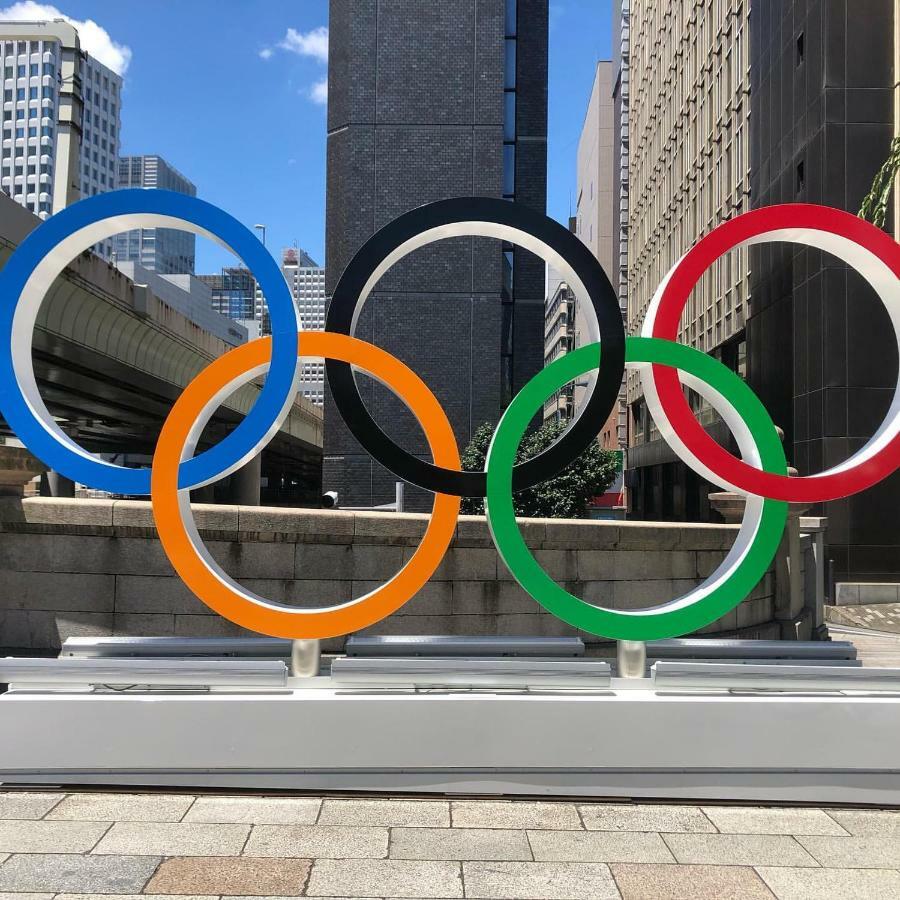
[0,609,30,647]
[113,613,176,637]
[451,801,580,830]
[452,581,535,616]
[146,857,311,896]
[796,835,900,868]
[528,830,675,863]
[280,580,354,608]
[737,596,774,629]
[295,543,403,581]
[102,539,175,577]
[577,550,697,582]
[352,581,452,617]
[238,506,355,541]
[0,793,63,819]
[0,855,160,894]
[697,550,729,578]
[496,549,577,582]
[579,804,716,833]
[173,616,256,639]
[611,863,775,900]
[700,806,848,836]
[353,512,428,544]
[114,576,210,616]
[462,861,618,899]
[318,799,449,827]
[307,859,462,899]
[835,582,861,605]
[48,794,193,823]
[184,796,320,825]
[541,518,617,550]
[390,827,531,861]
[615,523,681,551]
[46,613,114,647]
[756,866,900,900]
[208,541,295,580]
[111,501,156,529]
[827,809,900,836]
[92,822,249,857]
[21,498,114,527]
[416,547,497,582]
[245,825,388,859]
[189,504,241,532]
[673,522,739,550]
[662,833,818,867]
[0,571,114,613]
[0,821,110,854]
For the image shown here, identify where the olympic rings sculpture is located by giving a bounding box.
[3,191,900,641]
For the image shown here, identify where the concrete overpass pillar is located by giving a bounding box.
[40,471,75,498]
[228,454,262,506]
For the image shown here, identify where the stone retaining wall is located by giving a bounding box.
[0,498,814,652]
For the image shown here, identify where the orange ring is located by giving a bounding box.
[151,331,461,639]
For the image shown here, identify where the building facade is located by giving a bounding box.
[0,33,121,255]
[198,266,258,338]
[748,0,898,583]
[115,155,197,274]
[626,0,751,521]
[324,0,548,510]
[281,246,326,405]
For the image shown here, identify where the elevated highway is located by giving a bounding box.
[0,194,322,504]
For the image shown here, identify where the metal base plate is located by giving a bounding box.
[2,683,899,803]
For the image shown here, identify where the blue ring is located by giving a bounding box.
[0,189,299,494]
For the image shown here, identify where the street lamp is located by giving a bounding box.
[254,224,267,247]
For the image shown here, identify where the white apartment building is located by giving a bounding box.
[280,246,325,405]
[0,31,121,255]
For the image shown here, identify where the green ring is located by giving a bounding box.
[484,336,789,641]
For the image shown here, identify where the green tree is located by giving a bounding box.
[460,420,621,518]
[859,136,900,228]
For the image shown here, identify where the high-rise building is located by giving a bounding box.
[748,0,899,584]
[324,0,548,510]
[115,155,197,274]
[0,27,121,256]
[281,246,326,405]
[625,0,751,521]
[198,266,258,338]
[575,60,623,452]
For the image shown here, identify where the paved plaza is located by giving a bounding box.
[0,791,897,899]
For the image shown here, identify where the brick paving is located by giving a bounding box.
[827,602,900,635]
[0,792,899,898]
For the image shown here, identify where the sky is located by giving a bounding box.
[1,0,612,274]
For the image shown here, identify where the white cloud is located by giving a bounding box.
[0,1,131,75]
[259,47,273,60]
[278,25,328,62]
[308,77,327,105]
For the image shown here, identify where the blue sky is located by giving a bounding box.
[5,0,611,273]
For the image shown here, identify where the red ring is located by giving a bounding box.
[648,204,900,502]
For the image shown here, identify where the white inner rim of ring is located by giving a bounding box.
[640,227,900,494]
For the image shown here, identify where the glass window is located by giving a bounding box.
[504,39,516,89]
[29,64,37,76]
[16,87,24,100]
[16,65,25,77]
[502,144,515,196]
[27,126,36,137]
[505,0,517,36]
[504,91,516,140]
[15,126,23,138]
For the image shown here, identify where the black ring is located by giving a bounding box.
[324,197,625,497]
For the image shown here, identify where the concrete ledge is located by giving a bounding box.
[835,582,900,606]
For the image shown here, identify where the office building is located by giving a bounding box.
[0,28,121,256]
[748,0,899,583]
[115,155,197,274]
[324,0,548,510]
[198,266,259,338]
[281,246,326,405]
[625,0,751,521]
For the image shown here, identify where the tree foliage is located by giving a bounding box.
[859,135,900,228]
[460,420,621,518]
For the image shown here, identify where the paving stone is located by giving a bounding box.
[462,860,619,899]
[245,824,388,858]
[57,896,217,900]
[826,808,900,836]
[0,792,64,819]
[662,833,818,867]
[47,794,194,823]
[451,800,581,830]
[796,835,900,868]
[92,822,249,856]
[318,799,449,827]
[306,858,462,898]
[390,827,531,861]
[0,820,109,853]
[0,854,160,894]
[579,803,717,833]
[528,829,675,863]
[610,863,774,899]
[183,796,321,825]
[756,866,900,900]
[146,856,311,896]
[0,894,55,900]
[700,806,849,836]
